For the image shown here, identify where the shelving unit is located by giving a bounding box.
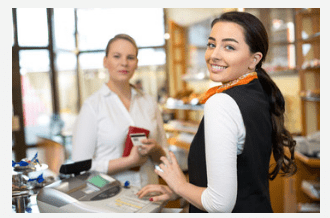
[164,115,200,151]
[295,151,320,168]
[281,8,321,213]
[295,8,320,136]
[284,151,320,213]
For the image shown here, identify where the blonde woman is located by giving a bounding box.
[72,34,168,188]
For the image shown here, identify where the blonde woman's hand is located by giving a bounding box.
[128,145,148,167]
[138,138,166,164]
[138,138,159,156]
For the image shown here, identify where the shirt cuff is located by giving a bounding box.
[90,159,110,174]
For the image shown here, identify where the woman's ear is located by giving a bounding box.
[103,56,107,68]
[249,52,263,70]
[135,58,139,69]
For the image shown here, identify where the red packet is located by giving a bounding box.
[122,126,150,157]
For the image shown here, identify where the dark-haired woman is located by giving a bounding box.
[137,11,297,213]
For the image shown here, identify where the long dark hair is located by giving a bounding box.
[212,11,297,180]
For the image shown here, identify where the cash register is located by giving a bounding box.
[36,159,163,213]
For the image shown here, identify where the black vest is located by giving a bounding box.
[188,79,273,213]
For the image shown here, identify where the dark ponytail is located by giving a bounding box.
[257,68,297,180]
[214,11,297,180]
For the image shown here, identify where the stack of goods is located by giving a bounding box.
[166,89,204,108]
[300,89,320,101]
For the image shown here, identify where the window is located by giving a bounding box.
[12,8,167,161]
[77,8,165,50]
[71,8,167,104]
[16,8,49,46]
[19,50,53,145]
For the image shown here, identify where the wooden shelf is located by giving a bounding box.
[167,138,191,150]
[301,183,320,201]
[296,8,320,17]
[298,32,320,44]
[299,66,320,72]
[268,69,298,76]
[182,74,210,82]
[297,203,320,213]
[164,120,198,134]
[295,151,320,168]
[300,96,320,102]
[166,104,204,111]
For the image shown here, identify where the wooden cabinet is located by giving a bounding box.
[269,8,320,213]
[270,150,320,213]
[284,9,321,213]
[284,152,320,213]
[295,8,320,136]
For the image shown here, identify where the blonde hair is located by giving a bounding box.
[105,34,138,57]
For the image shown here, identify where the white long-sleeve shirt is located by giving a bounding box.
[72,84,168,188]
[201,93,246,212]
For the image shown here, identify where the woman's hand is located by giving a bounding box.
[136,184,179,202]
[138,138,159,155]
[128,145,148,167]
[139,138,165,164]
[155,151,188,194]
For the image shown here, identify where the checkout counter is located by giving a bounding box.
[13,159,183,213]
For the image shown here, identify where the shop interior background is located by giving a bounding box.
[12,8,306,159]
[11,8,321,213]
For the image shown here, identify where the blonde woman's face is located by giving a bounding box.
[205,21,261,83]
[103,39,138,83]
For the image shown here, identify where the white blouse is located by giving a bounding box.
[201,93,246,213]
[72,84,168,188]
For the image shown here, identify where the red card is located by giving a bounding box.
[122,126,150,157]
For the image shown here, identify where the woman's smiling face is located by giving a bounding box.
[205,21,262,83]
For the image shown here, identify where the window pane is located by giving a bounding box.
[79,52,104,70]
[188,18,211,47]
[20,50,50,73]
[17,8,48,46]
[138,48,166,66]
[56,52,79,133]
[56,51,77,71]
[54,8,76,50]
[58,70,79,133]
[79,52,109,102]
[133,65,166,102]
[77,8,165,50]
[20,51,53,145]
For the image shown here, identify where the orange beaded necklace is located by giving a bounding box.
[200,72,258,104]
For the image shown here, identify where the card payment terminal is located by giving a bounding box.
[36,160,162,213]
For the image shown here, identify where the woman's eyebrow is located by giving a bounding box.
[222,38,239,43]
[208,37,239,44]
